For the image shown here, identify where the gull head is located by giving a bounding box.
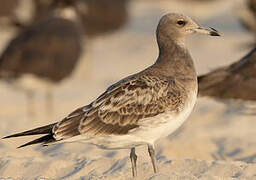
[157,13,220,44]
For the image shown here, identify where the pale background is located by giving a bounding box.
[1,0,256,179]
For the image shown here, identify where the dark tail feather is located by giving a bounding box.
[2,123,56,139]
[17,134,55,148]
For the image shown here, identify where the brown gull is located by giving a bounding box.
[198,48,256,101]
[0,3,82,117]
[3,13,219,177]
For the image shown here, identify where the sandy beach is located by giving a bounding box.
[1,0,256,179]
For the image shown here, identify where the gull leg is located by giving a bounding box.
[26,90,36,118]
[45,83,54,118]
[148,144,158,173]
[45,89,53,117]
[130,147,137,177]
[76,39,93,80]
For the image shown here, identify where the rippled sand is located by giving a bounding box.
[1,0,256,179]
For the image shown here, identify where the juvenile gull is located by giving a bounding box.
[198,48,256,101]
[0,2,82,117]
[33,0,128,37]
[3,13,219,177]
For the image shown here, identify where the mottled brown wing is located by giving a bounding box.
[53,74,181,140]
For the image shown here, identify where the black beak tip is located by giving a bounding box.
[210,27,220,36]
[210,31,220,36]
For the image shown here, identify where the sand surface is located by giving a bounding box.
[1,0,256,179]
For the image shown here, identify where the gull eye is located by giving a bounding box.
[177,20,186,26]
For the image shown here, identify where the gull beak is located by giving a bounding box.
[193,27,220,36]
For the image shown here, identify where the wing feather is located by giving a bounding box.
[52,73,184,141]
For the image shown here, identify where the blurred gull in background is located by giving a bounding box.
[0,0,83,118]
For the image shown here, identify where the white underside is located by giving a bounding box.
[60,88,198,149]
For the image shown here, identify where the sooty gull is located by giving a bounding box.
[3,13,220,177]
[0,4,82,117]
[32,0,128,76]
[33,0,128,38]
[198,48,256,101]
